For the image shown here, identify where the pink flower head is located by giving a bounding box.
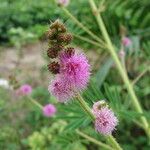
[57,0,70,7]
[122,37,132,47]
[119,49,125,58]
[19,84,32,95]
[48,76,75,103]
[92,100,107,114]
[92,102,118,135]
[59,51,90,91]
[43,104,56,117]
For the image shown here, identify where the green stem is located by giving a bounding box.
[76,93,123,150]
[107,135,122,150]
[73,34,105,49]
[121,56,126,73]
[89,0,150,137]
[76,130,114,150]
[27,96,43,110]
[132,67,150,85]
[62,7,105,45]
[76,93,95,120]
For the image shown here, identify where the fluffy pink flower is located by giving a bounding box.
[57,0,70,6]
[122,37,132,47]
[48,76,75,103]
[92,102,118,135]
[18,84,32,95]
[43,104,56,117]
[59,51,90,91]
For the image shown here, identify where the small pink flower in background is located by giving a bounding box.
[119,49,125,58]
[18,84,32,95]
[48,76,75,103]
[57,0,70,6]
[92,101,118,135]
[43,104,56,117]
[60,51,90,91]
[122,37,132,47]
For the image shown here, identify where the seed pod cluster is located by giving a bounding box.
[46,20,73,74]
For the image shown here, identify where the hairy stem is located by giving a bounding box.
[73,34,106,49]
[27,96,43,110]
[76,93,95,120]
[89,0,150,137]
[132,67,150,85]
[76,130,114,150]
[107,135,122,150]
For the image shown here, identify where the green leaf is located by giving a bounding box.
[95,58,113,88]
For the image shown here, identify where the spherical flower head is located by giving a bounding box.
[43,104,56,117]
[48,76,75,103]
[57,0,70,7]
[19,84,32,95]
[59,51,90,91]
[122,37,132,47]
[92,102,118,135]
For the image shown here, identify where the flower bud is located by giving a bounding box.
[122,37,132,47]
[119,49,125,59]
[57,0,70,7]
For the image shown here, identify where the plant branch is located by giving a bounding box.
[88,0,150,138]
[76,130,114,150]
[27,96,43,110]
[132,67,150,86]
[62,7,105,45]
[73,34,106,49]
[76,93,95,120]
[107,135,122,150]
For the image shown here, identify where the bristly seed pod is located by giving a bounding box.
[57,33,73,44]
[48,62,60,74]
[65,47,75,57]
[53,44,64,51]
[50,20,60,29]
[47,28,57,40]
[50,20,66,33]
[47,47,58,58]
